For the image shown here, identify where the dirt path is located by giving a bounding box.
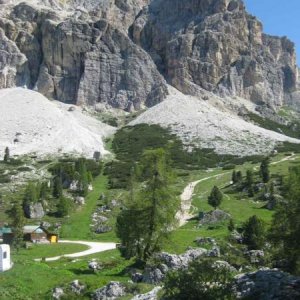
[34,240,116,262]
[254,153,296,171]
[176,172,230,227]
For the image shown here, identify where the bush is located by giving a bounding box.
[163,259,234,300]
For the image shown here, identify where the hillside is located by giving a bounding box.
[0,88,115,157]
[131,86,300,156]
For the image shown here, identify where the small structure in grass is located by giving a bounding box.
[3,225,58,244]
[0,244,12,272]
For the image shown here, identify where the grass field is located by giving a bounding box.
[1,152,299,298]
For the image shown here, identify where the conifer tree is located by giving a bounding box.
[260,157,270,183]
[10,203,25,250]
[116,148,179,261]
[3,147,10,162]
[208,186,223,210]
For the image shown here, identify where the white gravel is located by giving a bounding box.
[131,86,300,156]
[0,88,115,158]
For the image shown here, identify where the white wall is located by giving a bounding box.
[0,244,11,272]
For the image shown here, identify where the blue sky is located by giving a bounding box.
[244,0,300,65]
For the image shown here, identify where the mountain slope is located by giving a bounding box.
[131,86,300,156]
[0,88,115,157]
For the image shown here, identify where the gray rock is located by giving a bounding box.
[131,286,162,300]
[207,246,221,257]
[233,269,300,299]
[133,0,298,109]
[194,237,217,246]
[142,267,165,284]
[199,209,231,225]
[230,230,243,244]
[93,281,126,300]
[52,287,64,300]
[24,202,45,219]
[245,250,265,264]
[131,272,143,283]
[94,225,112,234]
[70,280,85,295]
[88,260,103,272]
[74,196,85,205]
[155,248,208,270]
[0,0,299,113]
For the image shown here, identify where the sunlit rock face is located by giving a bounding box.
[0,0,298,111]
[132,0,298,109]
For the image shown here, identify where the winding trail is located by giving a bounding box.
[34,240,116,262]
[176,172,230,226]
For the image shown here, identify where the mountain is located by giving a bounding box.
[0,0,299,111]
[0,0,300,157]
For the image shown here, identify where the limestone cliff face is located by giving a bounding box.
[0,0,298,110]
[132,0,298,108]
[0,0,167,110]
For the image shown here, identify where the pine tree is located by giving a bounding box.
[10,203,25,250]
[269,167,300,274]
[53,176,63,199]
[260,157,270,183]
[116,148,179,261]
[246,170,254,197]
[57,196,72,217]
[243,215,265,250]
[23,183,39,207]
[3,147,10,162]
[208,186,223,210]
[232,170,237,184]
[236,171,243,182]
[76,158,89,196]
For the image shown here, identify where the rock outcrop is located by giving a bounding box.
[233,269,300,299]
[93,281,126,300]
[133,0,298,109]
[0,0,167,111]
[24,202,45,219]
[0,0,299,111]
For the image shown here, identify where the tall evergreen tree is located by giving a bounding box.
[243,215,265,250]
[208,186,223,210]
[116,148,179,261]
[269,167,300,274]
[53,176,63,199]
[3,147,10,162]
[260,157,270,183]
[231,170,237,184]
[10,203,25,250]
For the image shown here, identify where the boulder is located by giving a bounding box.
[93,282,126,300]
[199,209,231,225]
[24,202,45,219]
[70,280,85,295]
[245,250,265,264]
[233,269,300,299]
[88,260,103,272]
[230,230,243,244]
[194,237,217,246]
[52,287,64,300]
[131,287,162,300]
[74,196,85,205]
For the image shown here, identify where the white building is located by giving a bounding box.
[0,244,12,272]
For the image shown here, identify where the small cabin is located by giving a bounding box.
[0,244,12,272]
[23,225,49,243]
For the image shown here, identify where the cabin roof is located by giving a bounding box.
[23,225,46,234]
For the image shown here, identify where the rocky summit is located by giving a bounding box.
[0,0,299,111]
